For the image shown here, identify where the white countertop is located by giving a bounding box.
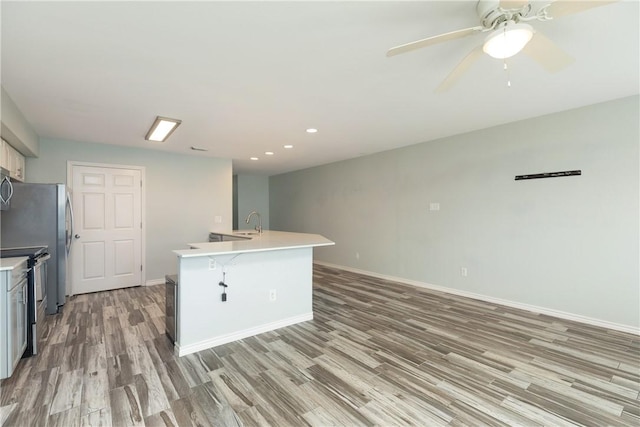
[0,257,29,271]
[175,230,334,258]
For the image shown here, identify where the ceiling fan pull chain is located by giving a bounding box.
[504,58,511,87]
[502,25,511,87]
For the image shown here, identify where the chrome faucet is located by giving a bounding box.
[245,211,262,234]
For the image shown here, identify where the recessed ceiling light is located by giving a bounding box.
[283,145,293,149]
[145,116,182,142]
[265,151,274,155]
[306,128,318,133]
[250,157,259,161]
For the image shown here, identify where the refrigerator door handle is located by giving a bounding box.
[66,192,74,255]
[7,178,13,201]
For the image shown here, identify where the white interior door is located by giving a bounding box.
[71,165,142,294]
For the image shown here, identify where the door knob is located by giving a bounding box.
[74,234,81,239]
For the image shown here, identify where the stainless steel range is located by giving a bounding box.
[0,246,49,356]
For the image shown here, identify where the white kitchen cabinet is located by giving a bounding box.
[12,147,25,181]
[0,139,10,171]
[0,139,26,181]
[8,144,25,181]
[8,278,27,372]
[0,258,28,379]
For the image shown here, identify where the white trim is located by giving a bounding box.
[145,278,165,286]
[314,261,639,336]
[66,161,146,296]
[175,312,313,357]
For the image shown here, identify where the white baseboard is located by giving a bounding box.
[145,278,165,286]
[176,312,314,357]
[314,261,639,336]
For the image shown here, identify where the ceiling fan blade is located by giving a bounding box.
[521,31,575,73]
[387,26,483,57]
[546,0,618,18]
[435,45,485,93]
[500,0,529,9]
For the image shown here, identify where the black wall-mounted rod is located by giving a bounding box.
[515,170,581,181]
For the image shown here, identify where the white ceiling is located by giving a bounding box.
[2,1,638,176]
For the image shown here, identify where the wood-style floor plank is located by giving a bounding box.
[1,263,639,426]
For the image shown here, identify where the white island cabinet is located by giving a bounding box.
[172,230,334,356]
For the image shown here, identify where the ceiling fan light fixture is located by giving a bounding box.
[483,22,533,59]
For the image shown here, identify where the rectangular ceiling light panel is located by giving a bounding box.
[145,116,182,142]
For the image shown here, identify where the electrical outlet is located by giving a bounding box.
[209,258,216,270]
[460,267,468,277]
[214,215,222,224]
[429,202,440,211]
[355,252,360,260]
[269,289,277,302]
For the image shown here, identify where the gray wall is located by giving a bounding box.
[235,175,270,230]
[27,138,232,282]
[1,86,40,156]
[270,96,639,328]
[232,175,239,230]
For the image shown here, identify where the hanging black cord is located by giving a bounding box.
[219,271,228,302]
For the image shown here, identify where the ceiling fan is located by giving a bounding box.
[387,0,618,92]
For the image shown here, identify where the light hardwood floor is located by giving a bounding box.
[1,264,638,426]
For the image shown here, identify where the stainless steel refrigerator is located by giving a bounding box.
[0,183,73,314]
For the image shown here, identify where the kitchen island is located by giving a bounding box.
[172,230,334,356]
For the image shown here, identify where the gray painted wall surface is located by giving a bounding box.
[26,138,232,282]
[232,175,239,230]
[1,86,40,157]
[235,175,270,230]
[270,96,639,328]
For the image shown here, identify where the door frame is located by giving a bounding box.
[66,161,146,296]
